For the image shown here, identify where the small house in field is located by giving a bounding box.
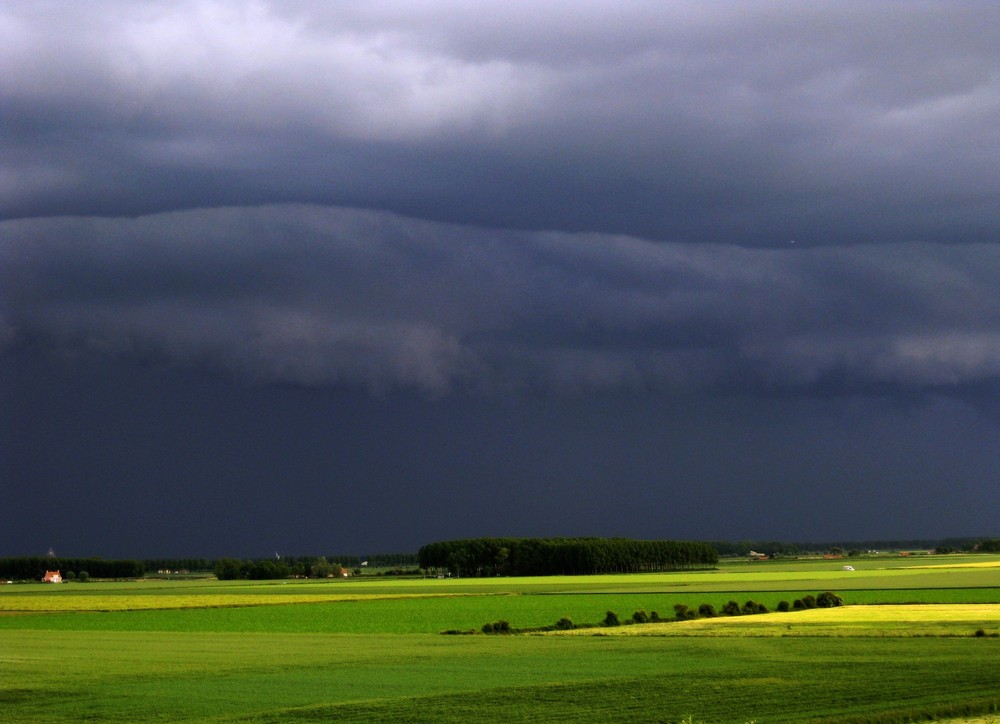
[42,570,62,583]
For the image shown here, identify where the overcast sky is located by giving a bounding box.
[3,1,999,558]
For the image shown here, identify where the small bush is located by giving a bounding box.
[801,594,816,609]
[975,628,987,637]
[777,600,790,612]
[698,603,717,618]
[481,620,511,634]
[649,611,662,622]
[816,591,844,608]
[554,617,575,630]
[632,610,650,624]
[721,600,741,616]
[603,610,621,627]
[673,603,697,620]
[77,571,89,582]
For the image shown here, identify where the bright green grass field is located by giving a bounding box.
[2,555,1000,722]
[4,588,1000,635]
[4,630,1000,722]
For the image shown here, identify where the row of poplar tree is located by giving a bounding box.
[418,537,719,577]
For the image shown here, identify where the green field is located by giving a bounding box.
[2,555,1000,722]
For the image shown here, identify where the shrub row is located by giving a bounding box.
[476,591,845,634]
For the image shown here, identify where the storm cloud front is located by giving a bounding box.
[2,2,999,556]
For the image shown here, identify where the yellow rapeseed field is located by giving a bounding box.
[551,604,1000,637]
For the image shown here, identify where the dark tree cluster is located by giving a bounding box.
[0,557,144,580]
[142,558,213,572]
[210,553,419,580]
[712,537,988,557]
[418,537,718,577]
[481,620,512,634]
[212,558,295,580]
[360,553,420,567]
[710,540,802,558]
[244,553,418,574]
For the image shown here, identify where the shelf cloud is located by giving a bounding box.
[3,2,999,556]
[5,205,1000,396]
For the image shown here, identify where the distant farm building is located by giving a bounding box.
[42,570,62,583]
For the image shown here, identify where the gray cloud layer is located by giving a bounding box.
[3,1,998,244]
[4,204,1000,396]
[7,3,1000,554]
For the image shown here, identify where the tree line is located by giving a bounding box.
[6,538,995,582]
[418,537,719,577]
[142,558,214,572]
[710,536,993,558]
[211,553,419,580]
[0,553,418,581]
[0,557,144,580]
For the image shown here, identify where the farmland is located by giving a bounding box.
[2,554,1000,722]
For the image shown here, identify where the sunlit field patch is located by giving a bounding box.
[0,591,471,613]
[552,604,1000,638]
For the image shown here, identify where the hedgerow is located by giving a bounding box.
[475,591,844,634]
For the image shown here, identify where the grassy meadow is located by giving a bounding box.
[2,554,999,722]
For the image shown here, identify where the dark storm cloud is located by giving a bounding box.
[4,205,1000,396]
[4,3,1000,557]
[2,1,998,244]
